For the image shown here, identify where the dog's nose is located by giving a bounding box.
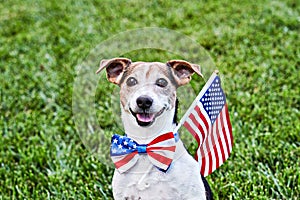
[136,96,153,109]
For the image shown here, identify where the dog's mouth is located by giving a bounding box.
[130,107,165,127]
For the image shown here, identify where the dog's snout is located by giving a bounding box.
[136,96,153,109]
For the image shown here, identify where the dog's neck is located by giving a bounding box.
[121,108,176,144]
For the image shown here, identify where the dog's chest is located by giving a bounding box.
[112,152,207,200]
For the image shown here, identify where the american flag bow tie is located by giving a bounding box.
[110,132,176,173]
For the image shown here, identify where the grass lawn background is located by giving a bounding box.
[0,0,299,199]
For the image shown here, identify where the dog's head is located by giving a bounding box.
[96,58,202,136]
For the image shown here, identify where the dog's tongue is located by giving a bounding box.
[136,113,155,123]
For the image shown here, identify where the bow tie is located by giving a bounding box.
[110,132,176,173]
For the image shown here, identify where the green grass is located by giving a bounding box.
[0,0,299,199]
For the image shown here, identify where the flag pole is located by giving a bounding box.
[173,70,219,133]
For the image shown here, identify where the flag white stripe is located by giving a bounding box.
[223,108,232,152]
[217,110,228,161]
[217,108,230,163]
[185,116,204,145]
[202,113,220,176]
[212,124,219,173]
[196,145,202,172]
[211,122,218,173]
[220,107,229,159]
[216,117,224,170]
[204,125,214,176]
[191,105,210,143]
[198,103,212,158]
[197,102,211,140]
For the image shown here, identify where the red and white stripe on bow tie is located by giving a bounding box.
[110,132,176,173]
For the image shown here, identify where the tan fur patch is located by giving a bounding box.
[119,62,177,112]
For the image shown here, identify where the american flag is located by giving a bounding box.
[175,71,233,177]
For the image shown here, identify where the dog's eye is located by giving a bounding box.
[126,77,138,86]
[156,78,168,87]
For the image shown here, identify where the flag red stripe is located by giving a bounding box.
[220,108,230,159]
[189,111,206,142]
[195,106,209,131]
[209,126,214,174]
[218,139,226,167]
[194,150,198,161]
[183,121,201,145]
[211,119,220,172]
[148,151,172,166]
[200,156,206,175]
[214,145,219,172]
[114,152,138,169]
[200,135,211,176]
[225,104,233,145]
[208,144,213,175]
[216,116,225,164]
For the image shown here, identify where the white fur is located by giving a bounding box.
[111,108,207,200]
[102,60,209,199]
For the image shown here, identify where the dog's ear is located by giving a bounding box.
[96,58,131,85]
[167,60,203,86]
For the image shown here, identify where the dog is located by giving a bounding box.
[96,58,213,200]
